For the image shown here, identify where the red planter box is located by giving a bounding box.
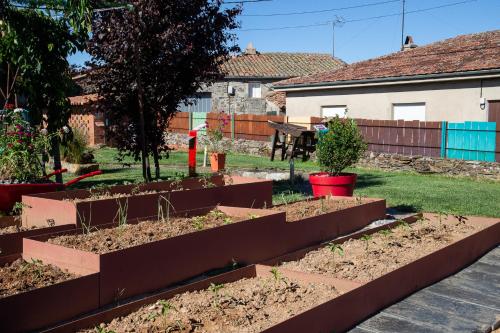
[22,176,272,228]
[23,198,386,307]
[24,206,286,306]
[42,215,500,333]
[0,273,99,333]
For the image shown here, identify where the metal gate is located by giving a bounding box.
[445,121,496,162]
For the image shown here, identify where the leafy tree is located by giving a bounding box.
[0,0,93,182]
[88,0,240,181]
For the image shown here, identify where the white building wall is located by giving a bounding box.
[285,77,500,122]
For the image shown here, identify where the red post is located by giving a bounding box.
[188,130,197,176]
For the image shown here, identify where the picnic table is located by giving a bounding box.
[268,121,318,161]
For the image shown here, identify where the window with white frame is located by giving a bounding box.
[322,105,347,118]
[393,103,426,121]
[248,82,262,98]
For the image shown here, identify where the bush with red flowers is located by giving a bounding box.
[0,107,54,182]
[201,111,232,154]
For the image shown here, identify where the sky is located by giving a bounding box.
[68,0,500,66]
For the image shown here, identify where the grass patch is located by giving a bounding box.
[84,147,499,217]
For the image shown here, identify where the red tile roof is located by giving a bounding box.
[275,30,500,87]
[69,94,99,106]
[222,53,345,78]
[266,91,286,111]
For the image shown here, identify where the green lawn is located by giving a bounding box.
[74,147,500,218]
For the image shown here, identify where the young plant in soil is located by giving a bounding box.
[157,194,174,223]
[114,199,129,229]
[327,242,344,267]
[191,216,206,230]
[360,234,372,253]
[270,267,282,283]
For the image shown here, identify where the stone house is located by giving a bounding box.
[179,43,345,115]
[274,30,500,122]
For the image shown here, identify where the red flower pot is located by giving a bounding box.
[309,172,357,197]
[210,153,226,172]
[0,183,63,212]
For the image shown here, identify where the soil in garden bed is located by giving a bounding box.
[272,197,362,222]
[280,215,485,283]
[0,259,77,298]
[66,178,217,203]
[0,223,39,235]
[83,273,339,333]
[48,209,248,254]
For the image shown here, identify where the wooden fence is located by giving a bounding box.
[169,112,285,142]
[356,119,443,157]
[73,110,499,162]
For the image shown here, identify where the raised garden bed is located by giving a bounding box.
[271,196,386,253]
[0,216,74,265]
[0,258,75,298]
[22,175,272,228]
[48,265,359,333]
[47,208,252,254]
[0,259,99,332]
[80,265,344,333]
[271,196,363,222]
[24,206,286,305]
[43,214,499,333]
[279,213,487,283]
[23,197,386,307]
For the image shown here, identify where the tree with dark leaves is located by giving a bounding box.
[89,0,240,181]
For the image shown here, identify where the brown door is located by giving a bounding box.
[488,100,500,123]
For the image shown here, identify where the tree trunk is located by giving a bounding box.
[152,144,160,180]
[137,85,151,182]
[134,10,151,183]
[51,136,63,184]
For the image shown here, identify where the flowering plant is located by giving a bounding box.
[201,111,231,154]
[0,106,54,182]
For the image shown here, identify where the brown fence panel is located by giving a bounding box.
[234,114,285,142]
[169,112,190,133]
[354,119,442,157]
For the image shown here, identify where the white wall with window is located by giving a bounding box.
[392,103,426,121]
[248,82,262,98]
[321,105,347,118]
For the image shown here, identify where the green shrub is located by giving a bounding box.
[317,116,366,176]
[60,128,94,164]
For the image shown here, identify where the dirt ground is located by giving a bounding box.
[272,197,362,222]
[0,224,38,235]
[281,214,484,283]
[83,273,339,333]
[48,209,247,254]
[0,259,77,298]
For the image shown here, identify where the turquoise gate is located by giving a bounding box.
[442,121,497,162]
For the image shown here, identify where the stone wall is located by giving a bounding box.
[358,152,499,180]
[203,80,281,115]
[167,132,273,156]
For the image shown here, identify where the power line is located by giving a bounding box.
[241,0,400,17]
[224,0,272,3]
[237,0,478,31]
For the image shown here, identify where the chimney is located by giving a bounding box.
[245,42,257,55]
[402,35,418,51]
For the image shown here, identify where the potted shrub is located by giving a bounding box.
[202,111,231,172]
[309,116,366,197]
[60,127,99,175]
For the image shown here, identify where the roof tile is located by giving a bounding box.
[275,30,500,87]
[221,52,345,78]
